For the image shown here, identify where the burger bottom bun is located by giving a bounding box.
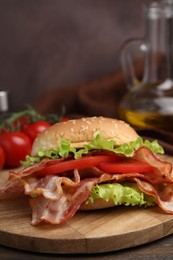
[80,198,116,210]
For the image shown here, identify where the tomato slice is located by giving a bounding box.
[36,155,121,176]
[98,160,155,173]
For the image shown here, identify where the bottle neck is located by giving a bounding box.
[0,90,9,113]
[144,2,173,84]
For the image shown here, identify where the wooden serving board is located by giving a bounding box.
[1,156,173,254]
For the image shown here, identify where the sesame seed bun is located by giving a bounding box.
[31,116,139,156]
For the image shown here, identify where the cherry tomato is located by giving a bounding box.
[23,121,50,143]
[0,132,32,167]
[36,155,120,176]
[0,145,5,170]
[0,128,5,135]
[98,160,155,173]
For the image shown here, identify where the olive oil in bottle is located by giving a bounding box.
[118,81,173,131]
[119,1,173,131]
[119,108,173,131]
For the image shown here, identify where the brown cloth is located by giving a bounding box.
[32,61,173,155]
[33,58,145,117]
[33,68,127,118]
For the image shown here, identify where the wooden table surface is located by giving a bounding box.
[1,234,173,260]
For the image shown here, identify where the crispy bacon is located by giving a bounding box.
[133,147,173,182]
[134,178,173,213]
[23,169,81,201]
[1,146,173,225]
[29,177,98,225]
[0,168,24,193]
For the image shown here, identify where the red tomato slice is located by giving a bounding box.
[98,160,155,173]
[36,155,120,176]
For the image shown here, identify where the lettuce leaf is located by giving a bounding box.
[85,182,156,207]
[21,133,164,167]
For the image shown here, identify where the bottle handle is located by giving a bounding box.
[120,38,148,89]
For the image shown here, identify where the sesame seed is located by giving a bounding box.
[111,131,114,136]
[125,123,130,128]
[80,125,89,132]
[114,123,118,129]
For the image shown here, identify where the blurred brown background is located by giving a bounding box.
[0,0,149,111]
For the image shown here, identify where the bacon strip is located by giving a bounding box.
[0,168,24,193]
[133,147,173,182]
[23,169,80,201]
[134,178,173,213]
[29,178,98,225]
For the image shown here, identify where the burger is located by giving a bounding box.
[1,116,173,225]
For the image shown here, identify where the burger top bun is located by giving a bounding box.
[31,116,139,156]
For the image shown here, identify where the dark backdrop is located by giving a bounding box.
[0,0,149,110]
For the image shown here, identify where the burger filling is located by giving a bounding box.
[1,133,173,225]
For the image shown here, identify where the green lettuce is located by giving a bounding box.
[85,182,156,207]
[21,133,164,167]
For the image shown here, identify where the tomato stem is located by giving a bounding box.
[0,105,65,132]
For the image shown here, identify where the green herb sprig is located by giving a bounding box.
[0,105,65,132]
